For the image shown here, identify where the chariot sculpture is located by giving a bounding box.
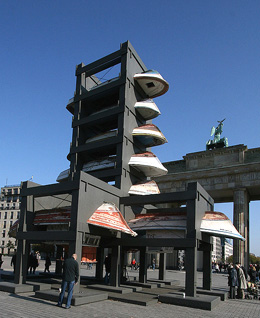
[206,119,228,150]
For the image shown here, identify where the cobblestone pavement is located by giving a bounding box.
[0,256,259,318]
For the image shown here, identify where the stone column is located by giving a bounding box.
[233,188,249,269]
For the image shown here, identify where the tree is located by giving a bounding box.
[226,255,233,264]
[6,240,15,255]
[249,253,260,265]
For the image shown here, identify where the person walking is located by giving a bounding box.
[152,258,156,270]
[32,253,38,274]
[131,258,136,270]
[28,252,34,274]
[0,253,3,270]
[57,253,79,309]
[104,254,111,284]
[11,252,16,273]
[44,254,51,273]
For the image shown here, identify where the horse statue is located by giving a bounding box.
[206,119,228,150]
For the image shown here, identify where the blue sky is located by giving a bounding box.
[1,1,260,255]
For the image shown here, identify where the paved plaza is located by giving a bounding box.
[0,256,259,318]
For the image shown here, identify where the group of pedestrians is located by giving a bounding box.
[213,262,229,273]
[228,262,258,299]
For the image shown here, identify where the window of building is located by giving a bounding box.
[17,211,20,219]
[4,212,7,219]
[2,230,5,238]
[1,241,4,246]
[10,220,13,227]
[10,211,13,219]
[3,221,6,229]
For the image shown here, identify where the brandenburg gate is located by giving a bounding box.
[155,144,260,270]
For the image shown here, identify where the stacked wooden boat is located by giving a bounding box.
[87,202,137,236]
[128,211,245,241]
[128,69,169,194]
[133,70,169,98]
[132,124,167,147]
[128,152,167,177]
[57,68,169,193]
[134,99,161,120]
[128,180,160,196]
[56,156,116,182]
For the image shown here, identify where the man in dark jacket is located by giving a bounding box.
[228,264,238,299]
[57,254,79,309]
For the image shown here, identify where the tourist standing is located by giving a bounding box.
[228,264,238,299]
[57,253,79,309]
[236,263,247,299]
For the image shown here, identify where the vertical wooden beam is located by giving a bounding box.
[95,247,105,280]
[139,247,148,283]
[159,253,166,280]
[185,245,197,297]
[110,246,120,287]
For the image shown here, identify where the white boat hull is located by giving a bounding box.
[134,99,161,120]
[200,211,245,240]
[128,180,160,195]
[134,70,169,98]
[128,211,245,241]
[132,124,167,147]
[128,152,168,177]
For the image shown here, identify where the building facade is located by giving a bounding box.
[0,185,20,254]
[211,237,233,263]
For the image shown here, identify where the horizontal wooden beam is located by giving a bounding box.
[21,181,79,197]
[120,190,196,206]
[145,207,187,214]
[76,47,126,76]
[101,237,196,248]
[16,231,76,241]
